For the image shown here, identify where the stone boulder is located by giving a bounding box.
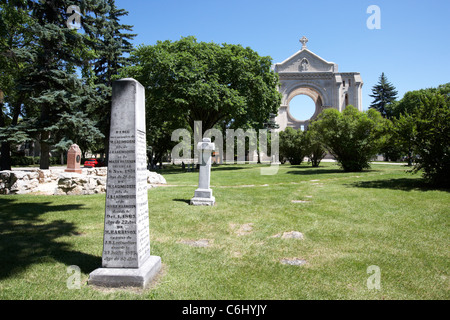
[0,170,40,195]
[84,167,108,177]
[0,168,166,196]
[54,172,107,195]
[147,170,167,185]
[37,169,64,183]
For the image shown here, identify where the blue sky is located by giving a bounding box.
[114,0,449,119]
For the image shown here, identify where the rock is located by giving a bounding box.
[12,171,27,180]
[147,170,167,185]
[179,239,211,248]
[95,167,108,176]
[271,231,304,240]
[66,185,84,196]
[85,167,107,177]
[230,223,254,236]
[28,171,39,180]
[50,169,63,180]
[281,231,304,240]
[0,171,11,194]
[0,170,41,194]
[291,200,310,203]
[36,169,46,183]
[28,179,39,189]
[0,171,11,180]
[0,167,166,196]
[94,185,106,194]
[55,172,106,195]
[280,258,307,266]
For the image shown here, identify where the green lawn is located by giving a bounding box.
[0,162,448,299]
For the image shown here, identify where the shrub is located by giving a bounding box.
[11,156,35,166]
[379,119,407,162]
[10,156,62,167]
[408,91,450,186]
[309,106,388,172]
[279,127,308,165]
[305,126,327,167]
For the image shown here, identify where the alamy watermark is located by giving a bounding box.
[171,121,280,175]
[366,265,381,290]
[367,5,381,30]
[67,5,381,31]
[66,265,81,289]
[66,5,82,30]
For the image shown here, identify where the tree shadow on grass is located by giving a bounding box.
[286,168,344,175]
[0,198,101,281]
[347,178,449,192]
[211,166,246,172]
[156,165,246,175]
[285,167,380,175]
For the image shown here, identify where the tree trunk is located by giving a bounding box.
[0,103,12,171]
[0,142,11,171]
[39,102,50,169]
[1,96,24,170]
[40,131,50,169]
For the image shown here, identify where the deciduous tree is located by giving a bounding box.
[123,36,281,150]
[310,106,388,172]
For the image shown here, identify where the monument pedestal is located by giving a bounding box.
[89,256,161,288]
[65,144,82,174]
[190,188,215,206]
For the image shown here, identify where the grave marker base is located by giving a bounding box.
[89,255,161,288]
[191,188,215,206]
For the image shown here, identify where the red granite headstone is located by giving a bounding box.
[65,144,82,174]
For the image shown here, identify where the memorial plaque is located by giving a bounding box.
[89,78,160,288]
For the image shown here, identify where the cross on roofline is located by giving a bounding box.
[300,36,308,49]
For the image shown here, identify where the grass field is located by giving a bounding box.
[0,162,448,300]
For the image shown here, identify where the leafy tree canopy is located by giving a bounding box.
[394,84,450,186]
[309,106,388,172]
[279,127,309,165]
[123,36,282,134]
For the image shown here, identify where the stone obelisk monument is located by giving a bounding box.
[89,78,161,288]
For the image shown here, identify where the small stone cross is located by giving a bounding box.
[190,138,216,206]
[300,36,308,49]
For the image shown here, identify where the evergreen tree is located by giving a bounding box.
[369,72,398,118]
[1,0,133,169]
[19,0,100,169]
[83,0,136,161]
[0,0,34,170]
